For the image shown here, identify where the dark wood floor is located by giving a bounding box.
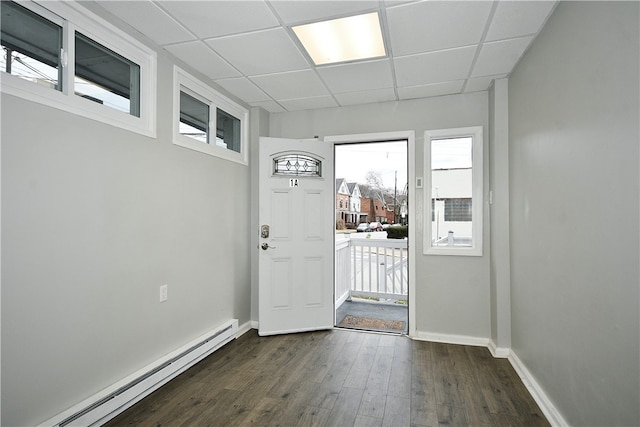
[104,329,549,427]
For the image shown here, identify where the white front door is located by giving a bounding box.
[258,137,334,336]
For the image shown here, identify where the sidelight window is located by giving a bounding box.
[424,126,483,256]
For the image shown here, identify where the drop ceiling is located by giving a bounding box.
[95,0,557,113]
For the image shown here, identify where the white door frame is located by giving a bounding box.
[326,130,416,338]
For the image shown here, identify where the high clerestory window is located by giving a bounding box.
[1,1,63,90]
[74,32,140,116]
[0,1,156,137]
[173,66,248,165]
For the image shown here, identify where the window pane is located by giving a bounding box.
[179,91,209,144]
[431,137,473,247]
[444,198,472,221]
[1,1,62,90]
[74,32,140,116]
[273,154,322,177]
[216,108,241,153]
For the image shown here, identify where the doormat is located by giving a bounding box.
[338,315,405,332]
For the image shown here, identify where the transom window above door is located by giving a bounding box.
[273,153,322,177]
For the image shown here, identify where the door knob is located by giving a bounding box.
[261,242,276,250]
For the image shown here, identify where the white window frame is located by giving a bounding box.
[173,66,248,165]
[0,1,157,138]
[423,126,483,256]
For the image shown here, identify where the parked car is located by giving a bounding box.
[369,221,383,232]
[356,222,369,232]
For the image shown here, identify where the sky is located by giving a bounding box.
[335,141,407,191]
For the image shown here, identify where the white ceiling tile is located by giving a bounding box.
[214,77,270,103]
[269,1,379,25]
[486,2,557,42]
[207,28,309,76]
[316,59,393,94]
[386,1,493,56]
[278,96,338,111]
[98,1,194,46]
[250,69,329,100]
[384,0,418,6]
[164,41,241,80]
[249,100,286,113]
[159,1,279,39]
[92,0,556,112]
[464,74,507,93]
[472,37,533,77]
[394,46,477,87]
[335,88,397,106]
[397,81,464,100]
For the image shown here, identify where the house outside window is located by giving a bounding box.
[444,198,472,221]
[424,126,483,256]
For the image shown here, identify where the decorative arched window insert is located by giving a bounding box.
[273,153,322,177]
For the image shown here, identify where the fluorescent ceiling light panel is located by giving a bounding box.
[293,12,386,65]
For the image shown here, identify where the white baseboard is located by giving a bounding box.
[335,292,349,309]
[411,331,566,425]
[508,351,569,427]
[250,320,259,330]
[488,339,510,358]
[411,330,490,348]
[237,320,254,337]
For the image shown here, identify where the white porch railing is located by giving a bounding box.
[335,235,408,306]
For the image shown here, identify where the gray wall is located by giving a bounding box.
[488,78,511,352]
[508,2,639,425]
[1,20,252,427]
[269,93,491,338]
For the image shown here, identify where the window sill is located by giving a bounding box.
[424,246,483,257]
[173,136,248,165]
[1,74,156,138]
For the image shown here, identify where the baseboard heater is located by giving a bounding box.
[54,319,238,427]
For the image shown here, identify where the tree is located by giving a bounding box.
[364,170,388,206]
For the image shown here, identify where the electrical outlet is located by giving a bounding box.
[159,285,168,302]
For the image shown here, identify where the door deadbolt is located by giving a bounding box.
[260,224,270,239]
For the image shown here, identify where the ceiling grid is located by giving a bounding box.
[96,0,558,113]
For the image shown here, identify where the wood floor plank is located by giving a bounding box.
[382,395,411,426]
[436,403,468,426]
[364,345,394,394]
[304,329,349,384]
[103,329,550,427]
[295,406,332,427]
[387,341,412,399]
[343,334,381,389]
[301,380,342,410]
[358,389,387,419]
[325,386,365,427]
[354,413,384,427]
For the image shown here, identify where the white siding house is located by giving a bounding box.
[431,168,473,243]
